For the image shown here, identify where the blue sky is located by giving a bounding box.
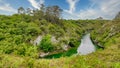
[0,0,120,19]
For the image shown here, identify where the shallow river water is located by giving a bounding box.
[77,33,96,55]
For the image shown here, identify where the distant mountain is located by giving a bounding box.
[96,17,103,20]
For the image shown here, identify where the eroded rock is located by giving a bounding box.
[32,36,43,46]
[39,52,49,58]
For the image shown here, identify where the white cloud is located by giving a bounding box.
[64,0,120,20]
[0,1,16,13]
[40,0,44,4]
[65,0,80,14]
[28,0,44,9]
[79,0,120,19]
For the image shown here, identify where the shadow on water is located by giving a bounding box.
[43,47,77,59]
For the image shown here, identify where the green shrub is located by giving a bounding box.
[26,26,41,36]
[25,46,38,58]
[39,34,54,52]
[13,43,38,58]
[0,33,5,41]
[15,43,27,56]
[69,38,80,47]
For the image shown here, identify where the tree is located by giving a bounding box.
[18,7,25,14]
[39,4,45,20]
[26,8,32,15]
[31,4,63,24]
[44,6,52,22]
[53,5,63,18]
[40,4,45,13]
[45,5,63,24]
[17,7,26,21]
[32,4,45,21]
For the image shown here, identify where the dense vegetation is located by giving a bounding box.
[0,5,120,68]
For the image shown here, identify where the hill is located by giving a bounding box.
[0,13,120,68]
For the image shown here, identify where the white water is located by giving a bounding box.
[77,33,96,55]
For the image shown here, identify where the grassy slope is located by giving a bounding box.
[0,15,120,68]
[91,19,120,47]
[0,44,120,68]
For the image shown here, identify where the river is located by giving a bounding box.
[77,33,96,55]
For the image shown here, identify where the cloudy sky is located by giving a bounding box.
[0,0,120,19]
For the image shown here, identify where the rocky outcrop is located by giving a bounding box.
[61,44,69,51]
[31,35,70,51]
[51,36,59,44]
[30,36,43,46]
[39,52,49,58]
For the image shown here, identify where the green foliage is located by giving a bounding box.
[26,23,41,36]
[0,44,120,68]
[39,34,54,52]
[14,43,38,58]
[0,14,110,58]
[91,19,120,47]
[0,11,120,68]
[69,38,80,47]
[0,33,5,41]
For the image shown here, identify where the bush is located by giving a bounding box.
[69,38,80,47]
[0,33,5,41]
[13,43,38,58]
[39,34,54,52]
[26,26,41,36]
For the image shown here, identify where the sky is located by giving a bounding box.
[0,0,120,20]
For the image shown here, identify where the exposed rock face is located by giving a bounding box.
[31,35,70,51]
[39,52,49,57]
[33,36,43,46]
[61,44,69,51]
[51,36,59,44]
[31,35,59,46]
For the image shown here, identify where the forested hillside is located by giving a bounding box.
[0,5,120,68]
